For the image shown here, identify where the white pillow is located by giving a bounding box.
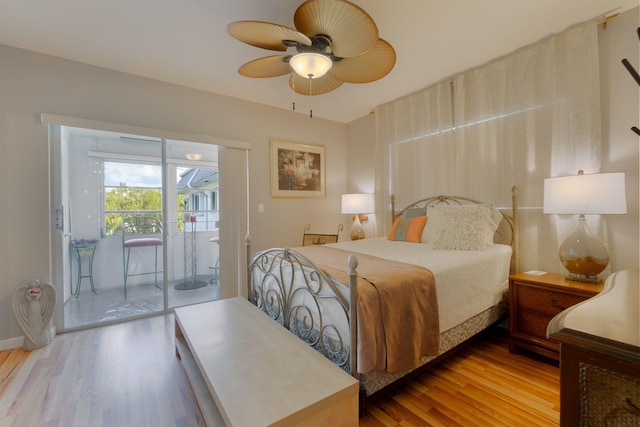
[485,205,504,244]
[424,204,502,249]
[420,206,443,243]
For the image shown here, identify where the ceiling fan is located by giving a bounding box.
[227,0,396,97]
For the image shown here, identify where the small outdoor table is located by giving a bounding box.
[71,239,98,298]
[175,217,207,290]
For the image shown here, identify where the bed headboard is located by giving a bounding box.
[390,185,520,273]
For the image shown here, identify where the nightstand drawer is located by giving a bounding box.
[515,285,587,317]
[516,310,560,345]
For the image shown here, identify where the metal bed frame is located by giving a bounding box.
[246,186,520,408]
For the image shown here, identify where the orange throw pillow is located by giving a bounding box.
[387,217,402,241]
[406,216,427,242]
[387,216,427,242]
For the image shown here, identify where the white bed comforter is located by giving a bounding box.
[326,238,511,332]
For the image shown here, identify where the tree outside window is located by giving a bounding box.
[103,161,163,236]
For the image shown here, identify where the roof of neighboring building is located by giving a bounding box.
[177,168,218,192]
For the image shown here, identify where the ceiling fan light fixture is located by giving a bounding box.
[290,52,332,79]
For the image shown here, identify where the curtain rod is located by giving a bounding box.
[597,13,620,29]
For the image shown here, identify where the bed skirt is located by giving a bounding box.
[360,299,508,396]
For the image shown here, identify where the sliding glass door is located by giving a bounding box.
[165,140,220,309]
[51,126,221,331]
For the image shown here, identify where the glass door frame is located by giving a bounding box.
[45,114,246,333]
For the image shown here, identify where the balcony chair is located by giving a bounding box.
[121,216,163,298]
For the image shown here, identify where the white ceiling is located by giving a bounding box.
[0,0,636,123]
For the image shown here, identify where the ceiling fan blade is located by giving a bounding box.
[239,55,292,78]
[227,21,311,51]
[294,0,378,58]
[330,38,396,83]
[289,73,343,96]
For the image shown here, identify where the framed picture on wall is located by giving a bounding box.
[270,139,326,198]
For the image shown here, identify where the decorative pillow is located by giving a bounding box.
[420,206,443,243]
[430,207,487,250]
[428,205,502,250]
[388,215,427,243]
[485,205,504,244]
[402,207,426,220]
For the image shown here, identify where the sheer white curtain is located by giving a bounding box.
[375,21,602,273]
[374,81,454,230]
[218,145,249,298]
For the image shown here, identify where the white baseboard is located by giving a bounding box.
[0,326,57,351]
[0,336,25,351]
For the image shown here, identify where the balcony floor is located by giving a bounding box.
[63,274,220,329]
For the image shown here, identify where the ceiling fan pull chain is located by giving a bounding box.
[308,76,313,118]
[292,77,296,111]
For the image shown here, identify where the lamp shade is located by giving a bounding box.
[543,172,627,215]
[341,193,374,215]
[290,52,333,79]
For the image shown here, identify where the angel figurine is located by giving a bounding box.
[12,279,56,350]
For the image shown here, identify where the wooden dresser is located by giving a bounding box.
[508,272,603,361]
[548,268,640,426]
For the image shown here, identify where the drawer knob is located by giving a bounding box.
[550,299,569,310]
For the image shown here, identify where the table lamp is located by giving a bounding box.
[543,170,627,283]
[341,193,375,240]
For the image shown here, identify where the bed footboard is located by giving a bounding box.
[248,248,358,379]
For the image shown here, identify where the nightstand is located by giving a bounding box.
[508,272,603,361]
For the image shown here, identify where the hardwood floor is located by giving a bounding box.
[0,315,559,426]
[359,329,560,426]
[0,315,204,427]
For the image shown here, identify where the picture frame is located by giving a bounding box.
[270,139,326,198]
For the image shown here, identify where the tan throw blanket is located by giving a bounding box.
[295,245,439,373]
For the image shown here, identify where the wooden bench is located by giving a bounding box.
[174,297,359,426]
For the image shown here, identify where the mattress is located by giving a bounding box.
[326,237,512,332]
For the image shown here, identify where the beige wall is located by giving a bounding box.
[0,44,348,343]
[345,113,378,236]
[598,8,640,272]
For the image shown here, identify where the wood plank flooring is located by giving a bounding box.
[359,329,560,426]
[0,314,559,426]
[0,315,204,427]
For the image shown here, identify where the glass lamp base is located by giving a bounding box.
[350,215,365,240]
[559,217,608,282]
